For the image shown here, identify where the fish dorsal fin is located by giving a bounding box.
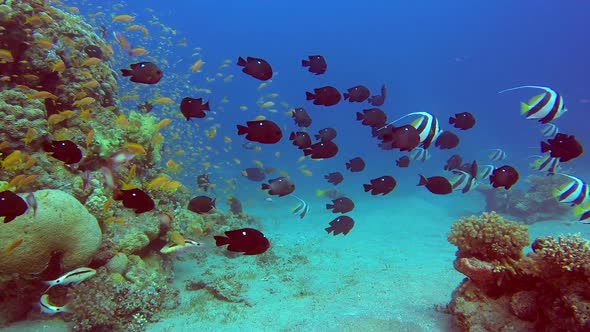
[379,112,431,130]
[529,93,545,105]
[498,85,551,94]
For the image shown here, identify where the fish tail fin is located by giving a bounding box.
[417,175,428,186]
[356,112,363,121]
[261,183,270,190]
[345,162,351,170]
[343,93,349,100]
[120,69,133,76]
[236,125,248,136]
[237,57,247,66]
[449,117,455,124]
[324,226,334,234]
[41,138,54,152]
[289,132,295,140]
[301,59,310,67]
[203,101,210,111]
[305,91,315,100]
[363,184,372,192]
[540,141,550,153]
[395,160,400,166]
[326,203,334,210]
[213,236,230,247]
[303,149,312,156]
[520,102,530,114]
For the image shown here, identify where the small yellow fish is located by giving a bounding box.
[260,101,275,109]
[2,239,23,256]
[125,143,147,156]
[239,105,248,111]
[152,97,173,104]
[156,118,171,131]
[224,136,232,143]
[166,159,180,173]
[207,126,217,139]
[113,14,134,22]
[191,59,205,73]
[81,57,102,67]
[253,160,263,167]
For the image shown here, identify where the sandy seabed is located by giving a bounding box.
[3,192,589,332]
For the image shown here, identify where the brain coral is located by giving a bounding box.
[0,189,102,274]
[448,211,529,261]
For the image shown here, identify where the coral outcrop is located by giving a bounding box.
[447,212,590,331]
[0,189,101,274]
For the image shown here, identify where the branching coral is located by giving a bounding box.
[448,211,529,261]
[530,234,590,277]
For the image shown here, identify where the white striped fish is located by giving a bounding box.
[450,170,478,193]
[573,202,590,223]
[554,174,588,206]
[409,147,431,162]
[291,195,310,219]
[499,85,567,124]
[380,112,442,149]
[488,149,507,161]
[478,164,495,180]
[541,123,558,138]
[530,154,560,175]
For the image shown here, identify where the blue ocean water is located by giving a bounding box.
[4,0,590,330]
[103,0,590,202]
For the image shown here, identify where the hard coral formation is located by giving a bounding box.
[448,211,529,261]
[477,175,570,224]
[65,257,179,332]
[447,212,590,331]
[0,189,101,274]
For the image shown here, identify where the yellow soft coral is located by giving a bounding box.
[448,211,529,261]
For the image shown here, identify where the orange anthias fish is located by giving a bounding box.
[113,32,133,56]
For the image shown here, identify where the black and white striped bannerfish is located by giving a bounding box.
[409,147,431,162]
[541,123,559,138]
[380,112,442,149]
[499,85,567,124]
[450,170,478,193]
[553,173,588,206]
[291,195,310,219]
[530,154,560,175]
[488,149,507,161]
[573,202,590,223]
[478,164,495,180]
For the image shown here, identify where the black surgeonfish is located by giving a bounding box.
[237,120,282,144]
[343,85,370,103]
[368,84,386,106]
[363,176,396,196]
[301,55,327,75]
[237,56,272,81]
[42,139,83,164]
[180,97,210,120]
[324,172,344,185]
[449,112,476,130]
[291,107,312,127]
[540,133,583,162]
[120,62,162,84]
[306,86,341,106]
[303,140,338,159]
[214,228,269,255]
[325,216,354,236]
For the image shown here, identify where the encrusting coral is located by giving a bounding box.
[447,211,590,331]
